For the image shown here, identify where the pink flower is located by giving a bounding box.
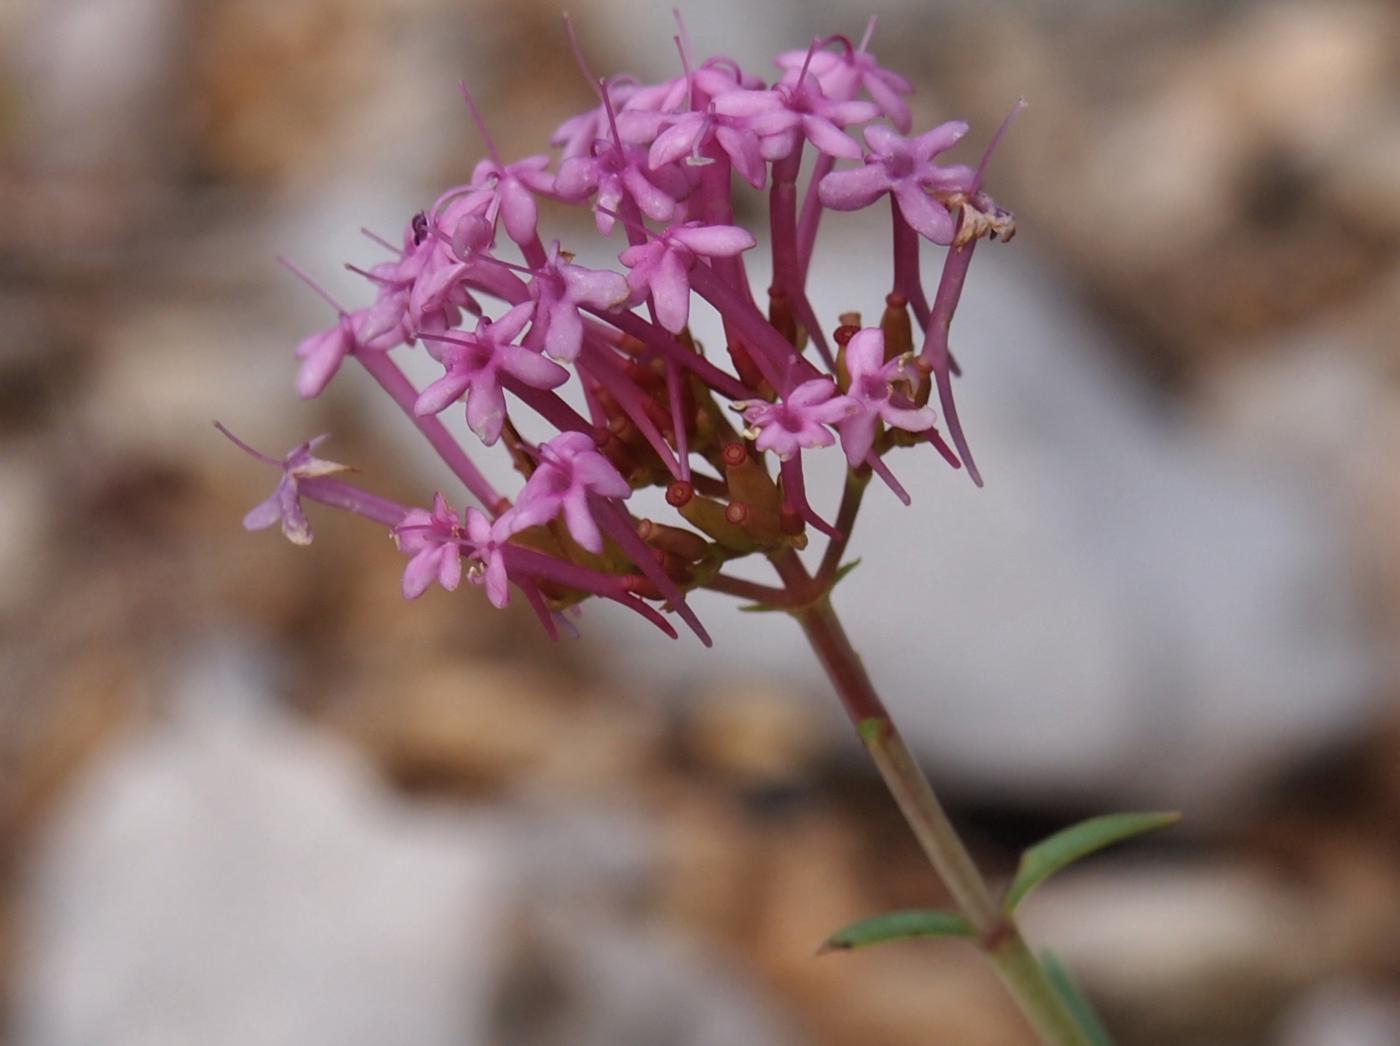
[414,303,569,445]
[393,493,466,599]
[647,106,768,189]
[740,378,854,460]
[712,77,878,162]
[818,123,975,244]
[463,506,515,608]
[457,154,556,248]
[837,328,936,465]
[511,431,632,554]
[775,41,914,132]
[619,221,756,333]
[555,137,690,235]
[526,244,630,363]
[237,433,350,546]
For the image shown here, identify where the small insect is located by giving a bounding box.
[411,211,429,246]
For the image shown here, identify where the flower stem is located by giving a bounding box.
[788,579,1091,1044]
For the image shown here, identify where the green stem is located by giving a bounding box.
[790,583,1091,1045]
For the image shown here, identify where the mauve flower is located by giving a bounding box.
[526,244,630,363]
[393,493,465,599]
[740,378,854,460]
[837,328,936,465]
[238,433,350,546]
[555,137,690,235]
[464,506,515,607]
[415,303,569,445]
[511,431,632,554]
[775,41,913,132]
[648,106,767,189]
[620,221,756,333]
[713,76,878,162]
[818,122,975,244]
[461,154,556,247]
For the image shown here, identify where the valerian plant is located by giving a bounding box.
[224,16,1174,1044]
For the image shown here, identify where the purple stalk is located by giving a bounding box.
[918,234,981,487]
[779,455,839,538]
[300,477,410,526]
[588,309,754,401]
[578,340,683,479]
[590,496,711,646]
[355,349,505,510]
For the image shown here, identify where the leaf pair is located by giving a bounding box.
[819,811,1179,953]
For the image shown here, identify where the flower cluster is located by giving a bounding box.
[226,16,1017,644]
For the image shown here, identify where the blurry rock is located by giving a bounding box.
[1277,980,1400,1046]
[0,449,46,618]
[334,663,661,796]
[683,680,825,790]
[598,239,1377,811]
[12,638,509,1046]
[494,917,799,1046]
[1020,863,1327,1043]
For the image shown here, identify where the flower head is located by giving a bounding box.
[740,379,854,461]
[249,18,1017,641]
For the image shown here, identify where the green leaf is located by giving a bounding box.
[818,908,974,954]
[1042,951,1113,1046]
[831,558,862,586]
[737,601,788,613]
[1004,811,1180,912]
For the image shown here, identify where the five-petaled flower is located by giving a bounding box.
[620,222,756,333]
[414,303,569,445]
[819,122,975,244]
[394,493,467,599]
[740,379,855,461]
[526,244,631,363]
[837,328,936,465]
[512,432,632,554]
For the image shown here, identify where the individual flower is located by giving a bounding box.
[837,328,936,465]
[237,433,350,546]
[776,39,914,132]
[414,303,569,445]
[463,506,515,608]
[526,244,630,363]
[511,431,632,554]
[459,154,556,247]
[647,106,768,189]
[818,122,975,244]
[393,493,466,599]
[619,221,756,333]
[712,75,878,162]
[740,378,854,460]
[555,135,691,234]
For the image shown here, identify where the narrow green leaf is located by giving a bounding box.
[818,908,974,954]
[1004,811,1180,912]
[831,558,862,586]
[1042,951,1113,1046]
[737,601,788,613]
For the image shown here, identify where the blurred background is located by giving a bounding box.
[2,0,1399,1043]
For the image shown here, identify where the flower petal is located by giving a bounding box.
[802,115,864,160]
[818,163,892,211]
[414,371,472,416]
[894,180,956,244]
[562,492,604,554]
[667,223,756,258]
[649,247,693,333]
